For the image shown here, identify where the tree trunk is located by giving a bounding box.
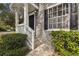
[36,3,46,42]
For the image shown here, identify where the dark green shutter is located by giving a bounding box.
[44,10,48,30]
[70,3,78,30]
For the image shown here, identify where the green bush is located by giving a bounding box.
[0,28,6,31]
[0,47,30,56]
[0,33,30,56]
[51,31,79,56]
[0,21,11,31]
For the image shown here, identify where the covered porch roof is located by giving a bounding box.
[10,3,39,13]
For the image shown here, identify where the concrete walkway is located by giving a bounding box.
[27,44,58,56]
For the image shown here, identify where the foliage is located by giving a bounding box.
[0,4,15,31]
[0,11,15,28]
[51,31,79,56]
[0,21,11,31]
[0,4,5,10]
[0,47,30,56]
[0,33,30,56]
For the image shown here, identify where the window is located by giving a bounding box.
[63,16,69,28]
[53,18,57,23]
[63,22,68,28]
[58,11,62,16]
[63,10,65,15]
[53,7,57,11]
[58,17,62,23]
[65,3,68,9]
[53,18,57,28]
[58,4,62,16]
[58,4,62,11]
[53,7,57,17]
[53,12,57,17]
[66,3,68,14]
[49,19,53,28]
[53,23,57,28]
[48,3,69,29]
[58,23,62,28]
[48,8,53,18]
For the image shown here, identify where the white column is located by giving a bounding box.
[24,3,29,33]
[15,10,19,32]
[68,3,71,30]
[77,4,79,30]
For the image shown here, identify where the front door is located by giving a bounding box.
[29,14,34,30]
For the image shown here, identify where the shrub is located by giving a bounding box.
[0,21,11,31]
[0,47,30,56]
[0,28,6,31]
[0,33,30,56]
[51,31,79,56]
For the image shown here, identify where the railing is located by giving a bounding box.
[17,24,35,49]
[17,24,25,34]
[25,25,35,49]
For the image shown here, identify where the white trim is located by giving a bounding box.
[15,11,19,32]
[62,4,63,29]
[68,3,70,29]
[46,29,70,31]
[32,31,35,49]
[78,4,79,30]
[24,3,29,34]
[34,13,36,30]
[30,3,39,9]
[17,23,24,26]
[29,12,35,16]
[48,9,49,29]
[47,3,62,9]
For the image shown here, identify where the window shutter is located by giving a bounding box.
[44,10,48,30]
[70,3,78,30]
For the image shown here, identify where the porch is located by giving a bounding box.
[10,3,39,49]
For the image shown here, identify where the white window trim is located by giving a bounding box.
[47,3,62,9]
[46,28,70,31]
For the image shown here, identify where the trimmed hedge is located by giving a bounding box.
[0,33,30,56]
[0,47,30,56]
[51,31,79,56]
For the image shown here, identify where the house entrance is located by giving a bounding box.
[29,14,34,30]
